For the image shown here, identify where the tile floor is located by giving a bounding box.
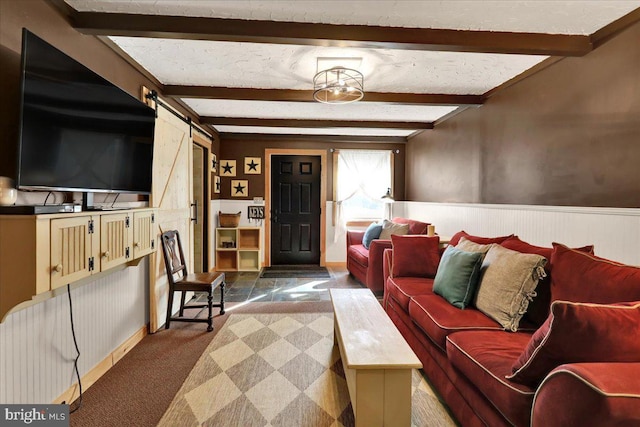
[209,266,366,303]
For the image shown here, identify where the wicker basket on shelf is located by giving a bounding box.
[218,211,241,228]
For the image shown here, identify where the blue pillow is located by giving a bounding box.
[362,222,383,249]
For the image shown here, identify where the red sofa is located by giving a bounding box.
[382,232,640,427]
[346,217,429,293]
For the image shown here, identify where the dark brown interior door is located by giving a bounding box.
[271,155,321,265]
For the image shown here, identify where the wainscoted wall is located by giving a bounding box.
[0,261,148,404]
[395,202,640,265]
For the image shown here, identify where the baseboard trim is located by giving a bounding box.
[53,325,148,404]
[326,262,346,268]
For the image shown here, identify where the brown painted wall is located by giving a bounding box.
[0,0,199,180]
[406,21,640,208]
[219,136,406,201]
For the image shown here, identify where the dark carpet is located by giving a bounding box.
[260,265,331,279]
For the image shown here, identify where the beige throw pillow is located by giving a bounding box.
[455,237,493,254]
[474,244,547,332]
[379,220,410,240]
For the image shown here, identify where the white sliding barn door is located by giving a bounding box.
[149,106,194,332]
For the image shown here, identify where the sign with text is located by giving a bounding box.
[1,405,69,426]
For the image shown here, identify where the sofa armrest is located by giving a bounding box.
[532,363,640,427]
[383,248,394,282]
[346,230,365,248]
[382,248,394,309]
[365,239,393,293]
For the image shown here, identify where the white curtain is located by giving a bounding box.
[334,150,392,241]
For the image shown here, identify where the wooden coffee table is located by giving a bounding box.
[330,288,422,427]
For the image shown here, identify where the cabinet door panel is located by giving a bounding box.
[133,210,156,259]
[50,216,96,290]
[100,213,133,271]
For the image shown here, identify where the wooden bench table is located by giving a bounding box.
[330,288,422,427]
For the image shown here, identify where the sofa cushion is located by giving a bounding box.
[433,245,485,309]
[362,222,382,249]
[347,244,369,267]
[386,276,434,312]
[409,294,503,351]
[550,243,640,304]
[446,331,535,427]
[392,217,429,235]
[507,300,640,387]
[449,230,514,247]
[379,219,410,240]
[474,245,547,332]
[455,237,493,254]
[391,235,440,278]
[500,237,595,326]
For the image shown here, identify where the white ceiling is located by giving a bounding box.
[67,1,639,34]
[65,1,640,139]
[109,37,547,94]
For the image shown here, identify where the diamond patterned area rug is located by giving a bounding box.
[158,313,457,427]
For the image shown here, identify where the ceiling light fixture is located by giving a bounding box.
[313,66,364,104]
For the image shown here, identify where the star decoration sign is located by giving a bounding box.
[211,154,217,173]
[244,157,262,175]
[231,180,248,197]
[220,160,236,176]
[214,176,220,194]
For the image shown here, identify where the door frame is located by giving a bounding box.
[192,132,213,271]
[265,148,327,267]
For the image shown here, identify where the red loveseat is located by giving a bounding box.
[346,217,429,293]
[382,232,640,427]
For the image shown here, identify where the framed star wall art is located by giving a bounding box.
[220,160,236,176]
[231,180,248,197]
[211,153,217,173]
[244,157,262,174]
[214,175,220,194]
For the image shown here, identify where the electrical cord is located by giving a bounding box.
[67,284,83,413]
[43,191,53,205]
[110,193,120,208]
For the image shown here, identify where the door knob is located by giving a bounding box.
[53,264,63,273]
[102,251,110,258]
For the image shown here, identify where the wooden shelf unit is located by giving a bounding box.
[215,227,261,272]
[0,208,156,321]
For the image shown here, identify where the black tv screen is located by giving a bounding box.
[17,29,155,194]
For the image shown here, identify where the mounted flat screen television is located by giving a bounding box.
[16,29,155,195]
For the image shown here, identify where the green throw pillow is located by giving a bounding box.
[433,245,485,309]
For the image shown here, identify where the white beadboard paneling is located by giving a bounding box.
[325,202,346,263]
[0,260,148,404]
[400,202,640,265]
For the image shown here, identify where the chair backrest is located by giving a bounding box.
[160,230,188,283]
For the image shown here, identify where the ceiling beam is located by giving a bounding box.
[71,12,592,56]
[219,133,408,144]
[201,117,432,130]
[164,86,484,106]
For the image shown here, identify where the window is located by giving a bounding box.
[334,149,392,236]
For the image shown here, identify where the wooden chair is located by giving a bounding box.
[160,230,225,332]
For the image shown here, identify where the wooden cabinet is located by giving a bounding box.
[100,212,133,271]
[0,208,156,321]
[50,216,99,290]
[215,227,261,272]
[132,210,156,259]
